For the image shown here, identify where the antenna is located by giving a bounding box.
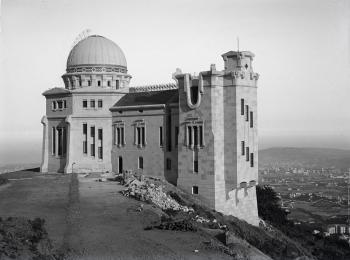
[71,29,92,48]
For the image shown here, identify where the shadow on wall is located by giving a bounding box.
[164,170,178,186]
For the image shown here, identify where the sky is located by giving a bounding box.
[0,0,350,164]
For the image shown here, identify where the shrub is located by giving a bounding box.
[256,185,290,227]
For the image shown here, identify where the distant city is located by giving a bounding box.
[259,147,350,242]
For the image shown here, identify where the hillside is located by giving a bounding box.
[259,147,350,169]
[0,170,274,259]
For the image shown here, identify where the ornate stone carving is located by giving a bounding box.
[129,83,178,93]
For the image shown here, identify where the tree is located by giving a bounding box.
[256,185,289,227]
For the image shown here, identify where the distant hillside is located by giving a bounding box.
[259,147,350,169]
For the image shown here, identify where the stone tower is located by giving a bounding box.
[175,51,260,225]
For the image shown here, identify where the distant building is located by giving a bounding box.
[40,34,260,225]
[327,224,350,235]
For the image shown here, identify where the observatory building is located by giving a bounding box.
[40,35,260,225]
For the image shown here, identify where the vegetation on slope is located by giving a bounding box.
[0,217,55,259]
[125,176,314,260]
[257,185,350,260]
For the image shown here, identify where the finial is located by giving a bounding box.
[237,37,240,53]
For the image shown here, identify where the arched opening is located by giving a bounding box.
[190,85,199,104]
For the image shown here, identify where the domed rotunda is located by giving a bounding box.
[62,35,131,90]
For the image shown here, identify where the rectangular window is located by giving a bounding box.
[113,125,117,145]
[199,125,203,147]
[52,127,56,154]
[57,128,63,156]
[138,157,144,169]
[194,160,198,173]
[245,105,249,121]
[90,143,95,156]
[136,126,145,147]
[137,127,141,145]
[192,186,199,195]
[250,111,254,128]
[63,127,66,155]
[241,141,245,155]
[97,80,101,87]
[90,99,95,108]
[98,128,103,140]
[90,126,95,137]
[98,129,103,159]
[57,100,63,109]
[83,100,87,108]
[193,126,198,146]
[52,101,57,110]
[166,158,171,170]
[88,80,91,86]
[90,126,95,156]
[250,153,254,167]
[241,98,244,115]
[159,126,163,146]
[246,147,250,161]
[188,126,192,147]
[98,99,103,108]
[141,127,145,146]
[83,123,87,154]
[107,81,111,87]
[63,100,67,109]
[175,126,179,147]
[117,128,120,145]
[114,126,124,146]
[83,123,87,134]
[116,80,120,89]
[121,127,124,145]
[167,115,172,151]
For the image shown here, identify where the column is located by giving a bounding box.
[196,126,200,149]
[122,127,125,145]
[40,116,49,172]
[55,126,58,156]
[134,125,137,145]
[64,116,73,174]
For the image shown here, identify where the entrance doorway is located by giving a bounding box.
[118,156,123,173]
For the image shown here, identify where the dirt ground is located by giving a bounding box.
[0,170,236,259]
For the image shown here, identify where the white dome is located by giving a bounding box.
[66,35,127,68]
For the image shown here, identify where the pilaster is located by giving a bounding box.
[40,116,49,172]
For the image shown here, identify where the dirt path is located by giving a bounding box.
[59,172,84,257]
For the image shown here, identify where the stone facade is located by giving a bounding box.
[40,35,260,225]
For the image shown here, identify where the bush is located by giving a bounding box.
[0,177,8,186]
[256,185,290,227]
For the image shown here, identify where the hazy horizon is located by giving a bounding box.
[1,0,350,165]
[1,136,349,165]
